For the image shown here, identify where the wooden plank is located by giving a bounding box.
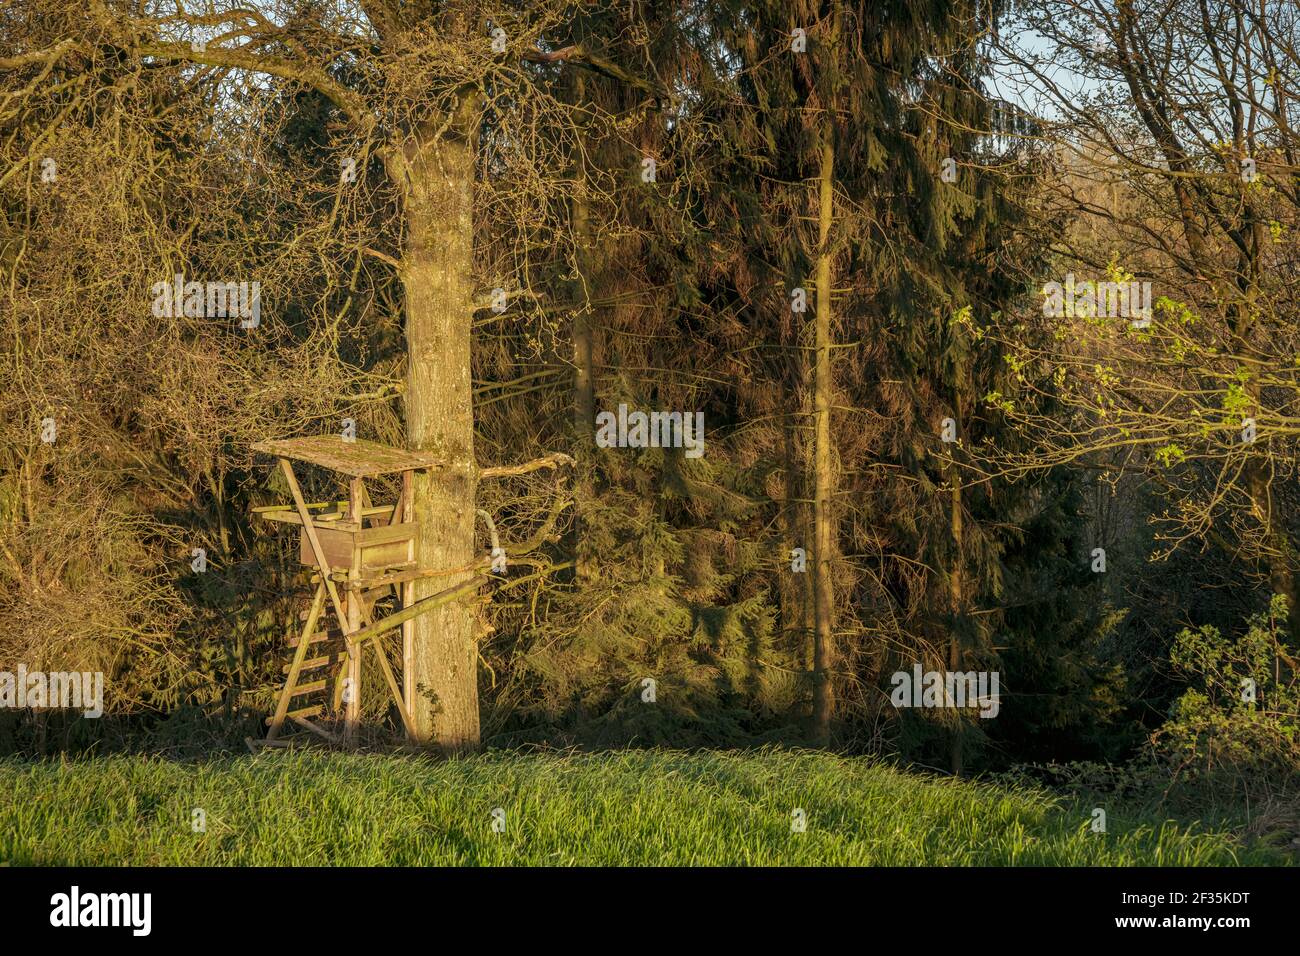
[289,679,328,697]
[282,654,340,673]
[299,525,357,571]
[289,716,339,744]
[265,704,322,725]
[263,510,358,528]
[356,522,419,547]
[300,524,416,572]
[252,436,448,478]
[254,501,394,518]
[261,509,337,526]
[287,630,338,647]
[253,499,346,515]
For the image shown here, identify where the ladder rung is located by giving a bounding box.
[289,679,327,697]
[283,655,340,674]
[288,630,339,647]
[298,605,347,621]
[266,705,322,725]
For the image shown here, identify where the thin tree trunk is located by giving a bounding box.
[778,382,812,677]
[1231,256,1298,646]
[568,72,597,582]
[570,195,596,583]
[572,198,596,437]
[392,98,482,751]
[810,128,836,747]
[1246,439,1297,642]
[571,73,597,440]
[946,440,965,776]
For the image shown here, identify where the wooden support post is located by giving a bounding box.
[401,469,415,735]
[333,653,348,713]
[344,477,364,744]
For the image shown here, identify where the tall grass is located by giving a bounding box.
[0,748,1288,865]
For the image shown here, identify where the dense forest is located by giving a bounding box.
[1,0,1297,816]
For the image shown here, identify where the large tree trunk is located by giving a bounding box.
[392,97,482,750]
[810,129,836,747]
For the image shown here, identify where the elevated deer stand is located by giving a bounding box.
[246,436,480,750]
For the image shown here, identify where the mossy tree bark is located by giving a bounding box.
[389,97,483,751]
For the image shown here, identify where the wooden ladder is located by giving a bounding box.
[283,583,351,740]
[253,580,347,746]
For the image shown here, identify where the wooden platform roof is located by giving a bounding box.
[250,436,446,477]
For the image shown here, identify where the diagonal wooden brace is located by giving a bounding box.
[280,459,353,633]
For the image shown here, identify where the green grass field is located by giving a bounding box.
[0,748,1289,865]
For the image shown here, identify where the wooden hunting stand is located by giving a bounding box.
[246,435,484,750]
